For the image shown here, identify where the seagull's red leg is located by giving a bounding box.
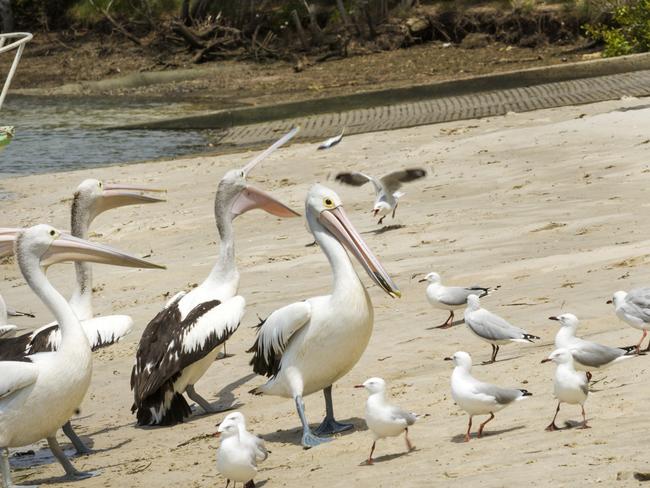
[478,412,495,438]
[637,330,648,354]
[545,402,561,431]
[465,416,473,442]
[580,405,591,429]
[404,427,415,451]
[367,441,376,465]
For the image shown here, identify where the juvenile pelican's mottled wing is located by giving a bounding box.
[466,309,538,342]
[0,360,38,400]
[625,288,650,321]
[248,301,311,378]
[569,340,629,368]
[334,172,382,196]
[131,295,244,404]
[379,168,426,195]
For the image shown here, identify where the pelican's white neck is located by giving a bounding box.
[69,194,94,321]
[17,249,87,350]
[204,195,239,288]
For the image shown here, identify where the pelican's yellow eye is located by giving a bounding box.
[323,198,334,208]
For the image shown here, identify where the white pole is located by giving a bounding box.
[0,32,32,112]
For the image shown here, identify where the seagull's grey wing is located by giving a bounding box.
[466,309,525,341]
[437,286,474,306]
[379,168,427,194]
[625,288,650,321]
[389,405,417,426]
[334,172,381,195]
[253,435,268,462]
[474,381,525,405]
[570,340,626,368]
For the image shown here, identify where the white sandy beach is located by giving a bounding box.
[1,96,650,487]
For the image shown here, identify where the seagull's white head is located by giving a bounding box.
[542,348,574,365]
[306,184,401,298]
[222,411,246,429]
[548,313,579,330]
[72,178,166,228]
[444,351,472,370]
[217,417,239,439]
[355,377,386,394]
[466,294,481,310]
[419,272,441,284]
[608,291,627,307]
[372,201,391,217]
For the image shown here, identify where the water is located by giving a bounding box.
[0,95,230,178]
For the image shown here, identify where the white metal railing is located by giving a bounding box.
[0,32,32,111]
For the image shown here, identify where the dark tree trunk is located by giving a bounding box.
[181,0,191,26]
[0,0,14,33]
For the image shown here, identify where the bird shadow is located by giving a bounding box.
[13,470,103,486]
[547,420,591,431]
[426,319,464,330]
[476,354,525,367]
[359,448,417,466]
[363,224,405,235]
[450,425,525,443]
[261,417,366,446]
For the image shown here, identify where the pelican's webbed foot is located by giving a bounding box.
[301,431,332,449]
[314,417,354,436]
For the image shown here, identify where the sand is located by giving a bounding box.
[1,96,650,487]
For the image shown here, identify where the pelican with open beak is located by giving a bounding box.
[0,224,163,487]
[131,127,301,426]
[249,183,400,448]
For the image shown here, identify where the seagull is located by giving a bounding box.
[0,225,163,487]
[334,168,426,225]
[608,288,650,353]
[248,184,401,448]
[541,348,590,431]
[317,129,344,150]
[355,377,416,465]
[463,294,540,363]
[221,412,268,464]
[216,415,261,488]
[0,179,164,454]
[0,294,34,338]
[418,272,491,328]
[550,313,636,378]
[131,128,300,426]
[445,351,531,442]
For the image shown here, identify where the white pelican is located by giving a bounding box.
[541,348,590,431]
[355,377,416,464]
[0,180,164,454]
[445,351,531,442]
[0,225,163,487]
[608,288,650,353]
[550,313,636,379]
[248,184,401,448]
[334,168,426,225]
[418,272,491,328]
[131,129,300,426]
[463,294,540,364]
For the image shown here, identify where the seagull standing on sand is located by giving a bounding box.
[221,412,268,464]
[248,185,401,448]
[542,348,590,431]
[355,377,416,465]
[550,313,636,379]
[216,415,261,488]
[334,168,426,225]
[419,272,491,328]
[608,288,650,353]
[131,129,300,426]
[463,294,540,363]
[445,351,531,442]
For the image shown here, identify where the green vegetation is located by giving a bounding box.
[585,0,650,56]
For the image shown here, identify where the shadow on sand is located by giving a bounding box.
[450,424,525,443]
[261,417,367,447]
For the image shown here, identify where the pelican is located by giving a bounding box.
[334,168,426,225]
[0,225,163,487]
[249,184,401,448]
[131,129,300,426]
[0,180,164,453]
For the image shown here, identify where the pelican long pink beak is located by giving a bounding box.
[231,186,299,218]
[97,183,166,213]
[40,233,166,269]
[319,206,400,298]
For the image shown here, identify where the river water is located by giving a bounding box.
[0,95,227,179]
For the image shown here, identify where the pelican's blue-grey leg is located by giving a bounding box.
[295,395,330,448]
[47,437,98,481]
[62,421,92,455]
[314,385,353,435]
